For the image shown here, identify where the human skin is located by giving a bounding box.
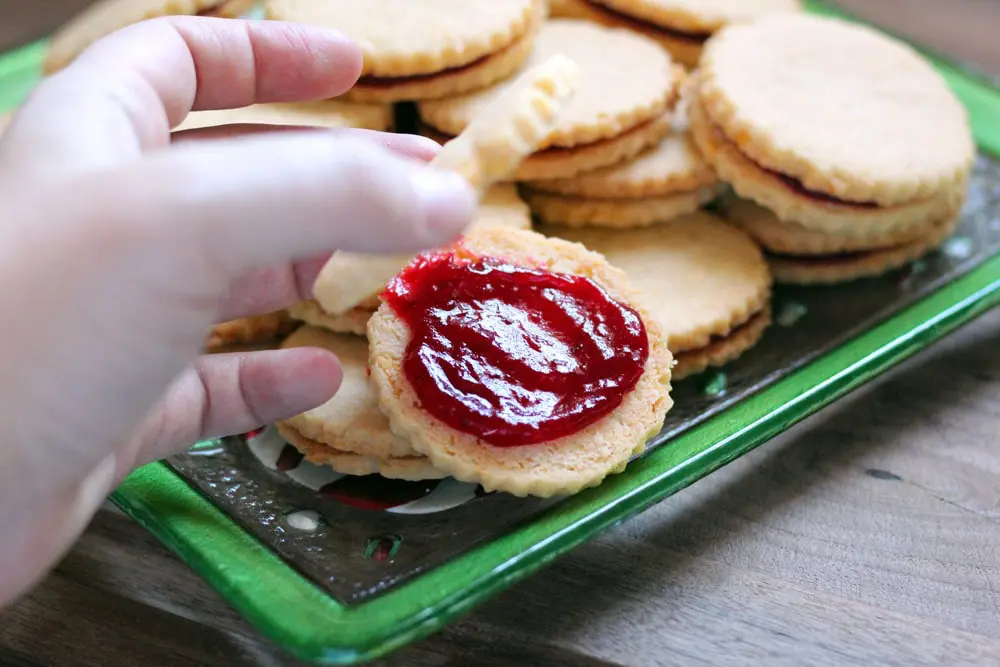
[0,16,476,606]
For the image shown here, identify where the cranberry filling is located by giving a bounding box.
[383,250,649,447]
[583,0,712,44]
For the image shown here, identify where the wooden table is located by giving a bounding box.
[3,2,1000,665]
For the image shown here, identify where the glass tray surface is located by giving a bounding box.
[2,2,1000,663]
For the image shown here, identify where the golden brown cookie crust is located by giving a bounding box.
[367,227,674,497]
[174,100,394,133]
[276,326,421,460]
[266,0,537,78]
[44,0,253,74]
[546,213,771,352]
[277,423,446,481]
[673,305,771,380]
[287,300,374,337]
[418,19,680,149]
[688,92,966,237]
[697,14,974,206]
[205,310,298,351]
[526,131,716,199]
[523,183,721,227]
[769,214,959,285]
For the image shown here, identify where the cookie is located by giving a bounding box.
[721,196,946,256]
[303,185,533,332]
[175,100,394,133]
[266,0,540,102]
[521,128,722,227]
[368,227,674,497]
[555,0,800,68]
[768,214,960,285]
[276,424,446,481]
[276,326,421,460]
[692,15,973,236]
[43,0,254,75]
[205,310,298,352]
[547,0,590,18]
[547,213,771,378]
[313,54,581,318]
[418,19,682,181]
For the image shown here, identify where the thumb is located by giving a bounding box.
[106,131,477,276]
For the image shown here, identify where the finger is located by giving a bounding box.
[218,255,329,321]
[92,132,477,272]
[172,125,442,164]
[120,348,342,472]
[2,17,362,174]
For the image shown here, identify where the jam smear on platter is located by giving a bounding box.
[383,251,650,447]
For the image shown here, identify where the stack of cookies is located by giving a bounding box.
[688,15,974,285]
[548,0,802,68]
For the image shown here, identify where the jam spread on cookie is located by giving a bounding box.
[383,250,649,447]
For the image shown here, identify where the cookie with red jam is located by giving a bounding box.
[367,227,674,498]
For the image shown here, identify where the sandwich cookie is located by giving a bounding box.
[690,15,973,241]
[266,0,541,103]
[521,128,720,227]
[175,100,394,133]
[723,197,960,285]
[548,212,771,379]
[311,54,581,318]
[275,326,447,481]
[44,0,254,75]
[555,0,801,68]
[418,19,682,182]
[368,227,674,497]
[205,310,298,352]
[292,185,535,335]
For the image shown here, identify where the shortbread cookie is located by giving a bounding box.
[521,129,721,227]
[558,0,800,68]
[277,424,446,481]
[721,196,947,255]
[44,0,254,74]
[368,227,674,497]
[419,19,682,180]
[174,100,393,133]
[523,183,720,227]
[205,310,298,351]
[267,0,539,102]
[548,213,771,378]
[693,15,973,236]
[276,326,421,460]
[313,55,581,317]
[302,185,533,332]
[768,214,959,285]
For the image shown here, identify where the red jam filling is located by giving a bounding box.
[583,0,712,44]
[383,251,649,447]
[764,167,881,209]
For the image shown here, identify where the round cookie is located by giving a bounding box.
[768,214,960,285]
[418,19,681,179]
[696,14,974,207]
[688,92,965,238]
[527,131,716,198]
[721,196,948,255]
[547,213,772,376]
[276,326,421,460]
[174,100,394,133]
[673,305,771,379]
[277,423,446,481]
[367,227,674,497]
[288,300,374,337]
[43,0,254,74]
[598,0,802,33]
[266,0,539,101]
[206,310,298,351]
[522,183,720,227]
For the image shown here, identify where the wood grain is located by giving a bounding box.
[2,1,1000,666]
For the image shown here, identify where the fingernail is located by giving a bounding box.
[412,169,477,241]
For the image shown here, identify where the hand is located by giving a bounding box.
[0,16,476,606]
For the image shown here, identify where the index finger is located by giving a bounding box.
[2,17,362,175]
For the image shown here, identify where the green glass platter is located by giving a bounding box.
[3,2,1000,663]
